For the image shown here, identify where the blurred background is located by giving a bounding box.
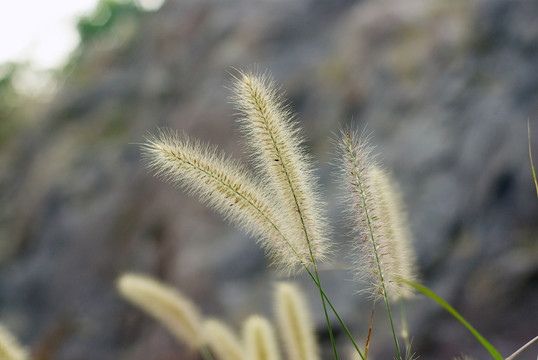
[1,0,537,359]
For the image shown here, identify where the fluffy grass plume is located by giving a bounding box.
[0,323,28,360]
[204,319,245,360]
[339,130,416,300]
[143,130,298,270]
[274,282,319,360]
[369,165,416,299]
[232,71,330,268]
[117,273,204,350]
[242,315,280,360]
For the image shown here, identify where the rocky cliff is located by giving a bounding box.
[1,0,537,359]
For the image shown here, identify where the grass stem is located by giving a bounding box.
[402,280,503,360]
[364,302,375,360]
[505,335,538,360]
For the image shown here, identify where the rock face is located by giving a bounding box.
[1,0,537,359]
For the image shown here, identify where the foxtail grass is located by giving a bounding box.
[242,315,280,360]
[204,319,245,360]
[135,70,531,360]
[143,131,304,271]
[232,71,338,358]
[116,274,205,352]
[274,282,320,360]
[339,130,418,359]
[144,71,341,358]
[232,72,330,266]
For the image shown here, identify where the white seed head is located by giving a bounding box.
[117,273,204,349]
[339,130,416,300]
[242,315,280,360]
[274,282,319,360]
[232,71,331,271]
[204,319,245,360]
[143,130,305,272]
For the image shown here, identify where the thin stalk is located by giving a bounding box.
[506,335,538,360]
[381,287,401,360]
[302,265,365,360]
[364,197,402,360]
[402,280,503,360]
[364,302,375,360]
[312,262,339,360]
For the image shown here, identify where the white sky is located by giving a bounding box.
[0,0,164,70]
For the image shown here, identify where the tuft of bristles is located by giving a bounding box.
[242,315,281,360]
[0,323,28,360]
[232,71,330,270]
[369,165,416,299]
[339,130,416,300]
[143,130,307,271]
[204,319,245,360]
[274,282,319,360]
[117,273,204,350]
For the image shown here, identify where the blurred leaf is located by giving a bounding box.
[403,280,503,360]
[77,0,143,44]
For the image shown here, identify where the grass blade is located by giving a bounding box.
[402,280,503,360]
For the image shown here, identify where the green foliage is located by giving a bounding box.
[77,0,143,44]
[0,63,31,148]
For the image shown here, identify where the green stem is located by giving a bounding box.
[402,280,503,360]
[382,289,401,360]
[303,265,365,360]
[364,302,375,360]
[312,263,339,360]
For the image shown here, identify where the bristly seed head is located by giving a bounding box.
[117,273,205,349]
[232,71,331,271]
[274,282,320,360]
[339,129,416,300]
[143,70,333,274]
[204,319,246,360]
[142,129,314,272]
[242,315,281,360]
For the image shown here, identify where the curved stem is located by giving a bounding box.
[302,265,365,360]
[505,335,538,360]
[365,302,375,360]
[402,280,503,360]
